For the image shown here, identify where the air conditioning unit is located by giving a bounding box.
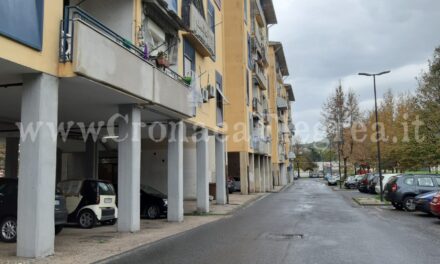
[202,89,209,103]
[207,84,216,99]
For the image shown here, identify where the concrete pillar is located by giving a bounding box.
[260,156,267,192]
[255,155,261,192]
[117,105,141,232]
[239,152,249,195]
[196,128,209,213]
[280,164,287,185]
[215,134,226,205]
[168,121,184,222]
[85,137,99,179]
[4,137,19,178]
[17,73,58,258]
[267,158,272,191]
[248,154,255,193]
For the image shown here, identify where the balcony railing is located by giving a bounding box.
[253,63,268,90]
[253,0,266,27]
[59,6,192,117]
[253,136,270,154]
[252,97,263,116]
[182,3,215,57]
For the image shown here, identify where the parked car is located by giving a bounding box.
[430,192,440,217]
[384,174,440,211]
[358,174,375,193]
[233,177,241,192]
[57,179,118,229]
[344,176,356,189]
[368,175,380,194]
[140,185,168,219]
[328,175,340,186]
[227,177,235,193]
[344,175,363,189]
[415,191,438,214]
[374,174,400,194]
[0,178,67,243]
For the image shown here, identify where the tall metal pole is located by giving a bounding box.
[373,75,384,202]
[359,71,390,202]
[338,142,342,189]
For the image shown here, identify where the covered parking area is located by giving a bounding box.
[0,58,226,258]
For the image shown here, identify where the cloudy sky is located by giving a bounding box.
[270,0,440,143]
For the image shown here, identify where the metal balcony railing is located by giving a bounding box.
[59,6,187,86]
[253,63,268,90]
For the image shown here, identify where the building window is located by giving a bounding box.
[216,71,224,127]
[183,39,196,77]
[246,70,250,106]
[208,0,216,60]
[247,33,252,69]
[166,0,178,13]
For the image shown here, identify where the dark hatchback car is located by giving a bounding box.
[385,174,440,211]
[414,191,438,214]
[358,174,375,193]
[0,178,67,243]
[140,185,168,219]
[368,175,380,194]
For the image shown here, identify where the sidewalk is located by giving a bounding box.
[0,192,275,264]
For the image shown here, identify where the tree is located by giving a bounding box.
[322,83,361,179]
[415,46,440,170]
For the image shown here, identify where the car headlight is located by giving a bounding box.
[163,199,168,206]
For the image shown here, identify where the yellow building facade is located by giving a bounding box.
[0,0,228,257]
[224,0,277,194]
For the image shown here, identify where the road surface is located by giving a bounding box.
[102,179,440,264]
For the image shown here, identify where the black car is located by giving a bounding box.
[368,175,380,194]
[384,174,440,211]
[358,174,375,193]
[140,185,168,219]
[0,178,68,243]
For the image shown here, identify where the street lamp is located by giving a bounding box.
[358,70,391,201]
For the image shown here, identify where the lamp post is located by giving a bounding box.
[358,70,391,201]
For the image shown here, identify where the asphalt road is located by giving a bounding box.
[102,179,440,264]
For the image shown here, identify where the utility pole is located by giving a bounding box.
[358,71,391,201]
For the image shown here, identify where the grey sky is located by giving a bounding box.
[271,0,440,142]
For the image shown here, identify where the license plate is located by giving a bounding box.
[55,200,60,206]
[104,198,112,204]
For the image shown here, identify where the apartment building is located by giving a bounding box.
[224,0,281,194]
[0,0,226,257]
[268,42,296,185]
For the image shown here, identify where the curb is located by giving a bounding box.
[352,197,390,206]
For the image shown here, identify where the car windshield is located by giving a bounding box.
[98,182,115,195]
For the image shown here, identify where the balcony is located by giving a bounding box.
[182,4,215,57]
[252,97,263,117]
[253,136,270,155]
[277,96,288,110]
[253,0,266,27]
[253,63,268,90]
[60,7,192,117]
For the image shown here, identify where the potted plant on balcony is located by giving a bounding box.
[156,51,170,69]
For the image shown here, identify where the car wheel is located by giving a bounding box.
[403,197,416,212]
[146,205,160,219]
[78,210,96,229]
[102,219,117,225]
[55,225,64,235]
[0,217,17,243]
